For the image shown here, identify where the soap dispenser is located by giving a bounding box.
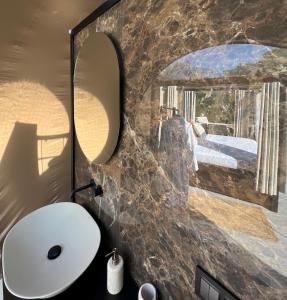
[105,248,124,295]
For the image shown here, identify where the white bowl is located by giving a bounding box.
[2,202,101,299]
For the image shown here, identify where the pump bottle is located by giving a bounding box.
[105,248,124,294]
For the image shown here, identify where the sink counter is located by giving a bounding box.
[3,243,139,300]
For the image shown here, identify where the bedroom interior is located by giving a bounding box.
[1,0,287,299]
[154,44,286,211]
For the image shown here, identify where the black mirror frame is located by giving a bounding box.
[69,0,121,200]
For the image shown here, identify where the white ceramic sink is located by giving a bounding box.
[2,202,101,299]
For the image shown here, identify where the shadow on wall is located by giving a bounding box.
[0,123,70,274]
[0,81,70,276]
[0,121,70,238]
[0,0,103,279]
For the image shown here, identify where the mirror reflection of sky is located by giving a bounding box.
[160,44,275,80]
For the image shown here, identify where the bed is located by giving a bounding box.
[189,133,277,211]
[195,134,258,172]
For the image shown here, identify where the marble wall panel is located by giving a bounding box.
[75,1,287,299]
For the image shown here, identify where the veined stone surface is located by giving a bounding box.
[75,1,287,299]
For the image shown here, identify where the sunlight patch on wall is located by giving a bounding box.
[74,87,109,163]
[0,81,69,175]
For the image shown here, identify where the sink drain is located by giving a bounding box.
[47,245,62,260]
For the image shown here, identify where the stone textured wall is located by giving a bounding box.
[75,1,287,299]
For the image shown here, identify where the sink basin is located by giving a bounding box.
[2,202,101,299]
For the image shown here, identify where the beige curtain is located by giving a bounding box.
[167,86,179,117]
[184,90,196,123]
[234,89,257,139]
[234,90,244,137]
[234,89,250,137]
[278,88,287,193]
[256,82,280,196]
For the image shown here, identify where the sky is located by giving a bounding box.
[160,44,276,79]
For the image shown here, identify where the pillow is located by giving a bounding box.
[196,116,209,124]
[193,122,206,137]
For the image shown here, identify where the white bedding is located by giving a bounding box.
[195,134,257,171]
